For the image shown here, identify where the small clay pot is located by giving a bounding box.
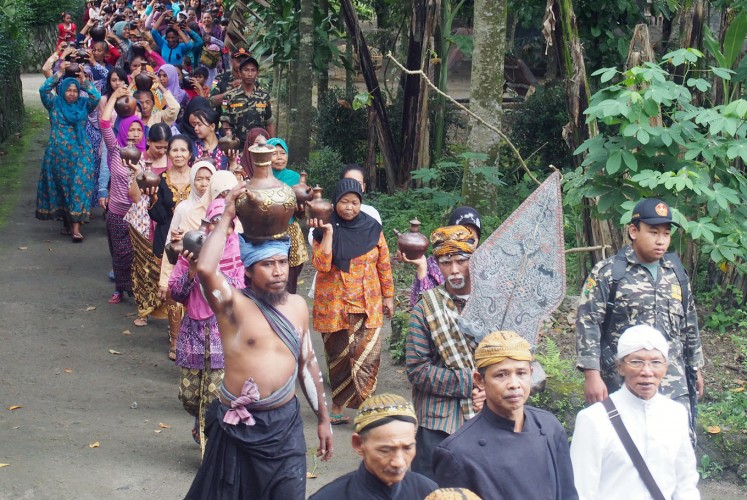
[291,171,313,205]
[120,142,142,164]
[305,185,333,224]
[181,220,210,259]
[395,219,429,260]
[114,95,138,118]
[64,62,81,78]
[76,49,89,63]
[90,25,106,42]
[134,72,153,91]
[218,133,241,155]
[164,239,183,265]
[136,170,160,190]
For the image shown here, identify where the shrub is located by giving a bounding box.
[508,82,572,171]
[315,87,369,164]
[301,146,342,199]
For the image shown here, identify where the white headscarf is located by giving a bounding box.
[168,161,217,240]
[616,325,669,360]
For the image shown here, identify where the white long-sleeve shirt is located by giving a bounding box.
[570,385,699,500]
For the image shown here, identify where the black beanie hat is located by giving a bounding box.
[333,178,364,205]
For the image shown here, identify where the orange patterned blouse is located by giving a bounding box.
[312,232,394,333]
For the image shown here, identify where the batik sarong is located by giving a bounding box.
[321,312,381,409]
[129,225,163,318]
[106,211,133,293]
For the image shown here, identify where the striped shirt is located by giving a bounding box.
[100,119,133,217]
[406,289,474,435]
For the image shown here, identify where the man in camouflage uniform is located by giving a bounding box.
[575,198,704,414]
[208,48,249,109]
[221,55,275,145]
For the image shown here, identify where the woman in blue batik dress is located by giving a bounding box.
[36,62,101,242]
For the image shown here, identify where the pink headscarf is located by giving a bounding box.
[117,115,147,150]
[206,198,244,286]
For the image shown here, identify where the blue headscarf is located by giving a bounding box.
[238,235,290,268]
[266,137,288,154]
[54,78,90,141]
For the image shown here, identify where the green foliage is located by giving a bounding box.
[696,285,746,333]
[699,390,747,440]
[315,87,369,164]
[0,0,31,74]
[509,83,572,170]
[568,49,747,270]
[697,454,725,480]
[302,146,343,198]
[575,0,642,68]
[388,307,409,364]
[25,0,81,27]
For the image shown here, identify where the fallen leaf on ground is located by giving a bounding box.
[0,464,9,468]
[64,368,73,373]
[85,306,96,312]
[297,280,305,285]
[8,405,22,411]
[154,430,162,434]
[306,472,318,479]
[88,441,100,448]
[158,423,171,429]
[18,247,27,250]
[122,330,131,335]
[730,387,745,393]
[706,426,721,434]
[108,349,122,355]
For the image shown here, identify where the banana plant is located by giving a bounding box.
[703,10,747,104]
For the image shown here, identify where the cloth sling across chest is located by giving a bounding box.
[221,288,301,425]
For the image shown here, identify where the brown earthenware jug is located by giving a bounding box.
[234,137,296,241]
[120,140,142,165]
[134,72,153,91]
[305,185,334,224]
[218,130,241,155]
[182,219,210,259]
[90,24,106,42]
[114,95,138,118]
[135,160,160,190]
[64,62,80,78]
[164,239,183,265]
[395,219,429,260]
[291,171,313,205]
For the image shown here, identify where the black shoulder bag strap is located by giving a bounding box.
[602,398,666,500]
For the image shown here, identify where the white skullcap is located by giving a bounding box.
[616,325,669,360]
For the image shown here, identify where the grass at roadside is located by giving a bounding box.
[0,108,47,229]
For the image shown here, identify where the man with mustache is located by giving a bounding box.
[433,331,578,499]
[405,225,484,480]
[186,185,333,499]
[575,198,704,433]
[310,394,437,499]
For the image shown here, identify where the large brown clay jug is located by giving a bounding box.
[64,62,80,78]
[120,140,142,165]
[218,130,241,155]
[135,160,160,190]
[291,171,313,205]
[234,136,296,241]
[114,95,138,118]
[182,219,210,259]
[305,185,334,224]
[395,219,429,260]
[90,24,106,42]
[134,72,153,91]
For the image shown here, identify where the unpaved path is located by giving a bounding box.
[0,75,742,500]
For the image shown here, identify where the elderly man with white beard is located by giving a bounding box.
[405,225,484,481]
[570,325,699,499]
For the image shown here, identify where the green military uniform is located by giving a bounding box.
[575,245,704,407]
[210,69,233,98]
[221,85,272,145]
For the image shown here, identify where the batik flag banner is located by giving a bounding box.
[459,171,566,346]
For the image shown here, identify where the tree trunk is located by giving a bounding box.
[317,0,330,97]
[461,0,507,213]
[289,0,314,164]
[366,107,379,192]
[400,0,438,186]
[340,0,399,193]
[345,38,354,95]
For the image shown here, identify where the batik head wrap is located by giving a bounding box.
[238,235,290,268]
[474,330,533,369]
[425,489,482,500]
[430,225,476,258]
[353,394,417,434]
[616,325,669,360]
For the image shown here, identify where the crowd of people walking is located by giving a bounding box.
[32,2,706,498]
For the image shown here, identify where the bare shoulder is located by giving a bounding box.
[276,293,309,328]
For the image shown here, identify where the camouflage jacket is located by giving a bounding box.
[221,85,273,144]
[575,245,704,401]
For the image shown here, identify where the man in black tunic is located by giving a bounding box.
[310,394,437,499]
[433,331,578,499]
